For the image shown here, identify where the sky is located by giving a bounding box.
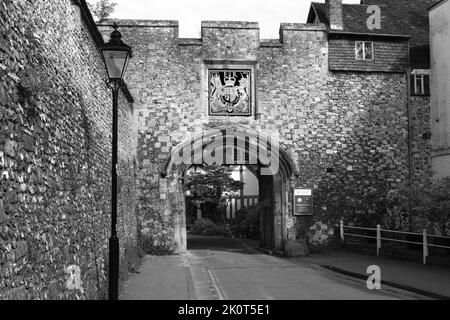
[110,0,361,39]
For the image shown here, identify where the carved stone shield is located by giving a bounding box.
[209,70,251,116]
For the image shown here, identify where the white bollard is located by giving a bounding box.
[423,229,428,264]
[376,225,381,256]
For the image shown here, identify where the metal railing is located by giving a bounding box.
[339,221,450,264]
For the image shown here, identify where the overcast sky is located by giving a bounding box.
[110,0,361,38]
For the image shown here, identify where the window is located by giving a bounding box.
[411,70,430,96]
[414,74,425,95]
[355,41,374,60]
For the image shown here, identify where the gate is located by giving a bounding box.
[260,205,275,249]
[259,174,274,249]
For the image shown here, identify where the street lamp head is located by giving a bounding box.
[100,22,132,81]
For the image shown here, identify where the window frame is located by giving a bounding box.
[411,69,430,96]
[355,41,374,61]
[413,74,425,95]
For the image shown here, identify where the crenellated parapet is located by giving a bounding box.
[98,19,328,52]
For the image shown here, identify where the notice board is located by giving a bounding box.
[293,188,313,216]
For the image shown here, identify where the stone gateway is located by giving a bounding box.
[96,1,430,254]
[0,0,434,299]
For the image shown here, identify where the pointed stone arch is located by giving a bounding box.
[161,124,299,179]
[161,124,300,253]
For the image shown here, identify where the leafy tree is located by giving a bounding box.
[413,177,450,235]
[184,165,243,223]
[88,0,118,21]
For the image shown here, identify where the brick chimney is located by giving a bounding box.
[326,0,344,30]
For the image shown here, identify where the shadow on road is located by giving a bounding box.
[187,234,259,254]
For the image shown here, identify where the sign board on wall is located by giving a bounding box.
[293,188,313,216]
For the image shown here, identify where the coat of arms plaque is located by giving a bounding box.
[208,70,251,116]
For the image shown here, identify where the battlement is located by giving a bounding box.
[98,19,327,48]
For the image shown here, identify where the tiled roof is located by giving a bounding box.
[310,3,403,36]
[308,0,440,68]
[361,0,439,47]
[310,0,439,47]
[428,0,449,11]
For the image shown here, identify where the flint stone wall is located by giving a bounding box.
[0,0,137,299]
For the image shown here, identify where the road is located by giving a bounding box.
[186,235,423,300]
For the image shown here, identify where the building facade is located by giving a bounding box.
[97,0,433,254]
[0,0,437,299]
[430,0,450,178]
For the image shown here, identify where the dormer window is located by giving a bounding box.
[355,41,373,60]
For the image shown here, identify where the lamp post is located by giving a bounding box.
[100,22,132,300]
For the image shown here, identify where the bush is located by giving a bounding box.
[139,220,176,255]
[413,177,450,235]
[230,205,260,240]
[191,218,231,237]
[191,218,215,235]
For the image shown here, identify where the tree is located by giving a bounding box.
[184,165,243,223]
[413,177,450,235]
[88,0,118,21]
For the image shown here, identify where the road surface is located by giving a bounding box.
[186,235,424,300]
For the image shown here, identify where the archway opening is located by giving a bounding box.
[161,126,297,253]
[184,164,263,252]
[185,164,259,226]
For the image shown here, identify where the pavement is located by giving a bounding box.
[296,250,450,299]
[119,235,450,300]
[120,254,195,300]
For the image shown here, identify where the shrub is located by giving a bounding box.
[139,220,176,255]
[203,225,231,237]
[191,218,216,235]
[230,205,261,240]
[413,177,450,235]
[191,218,231,237]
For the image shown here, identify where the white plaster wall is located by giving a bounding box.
[432,153,450,179]
[230,166,259,195]
[430,0,450,177]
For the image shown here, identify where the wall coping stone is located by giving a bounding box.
[201,21,259,29]
[98,19,179,28]
[280,23,327,31]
